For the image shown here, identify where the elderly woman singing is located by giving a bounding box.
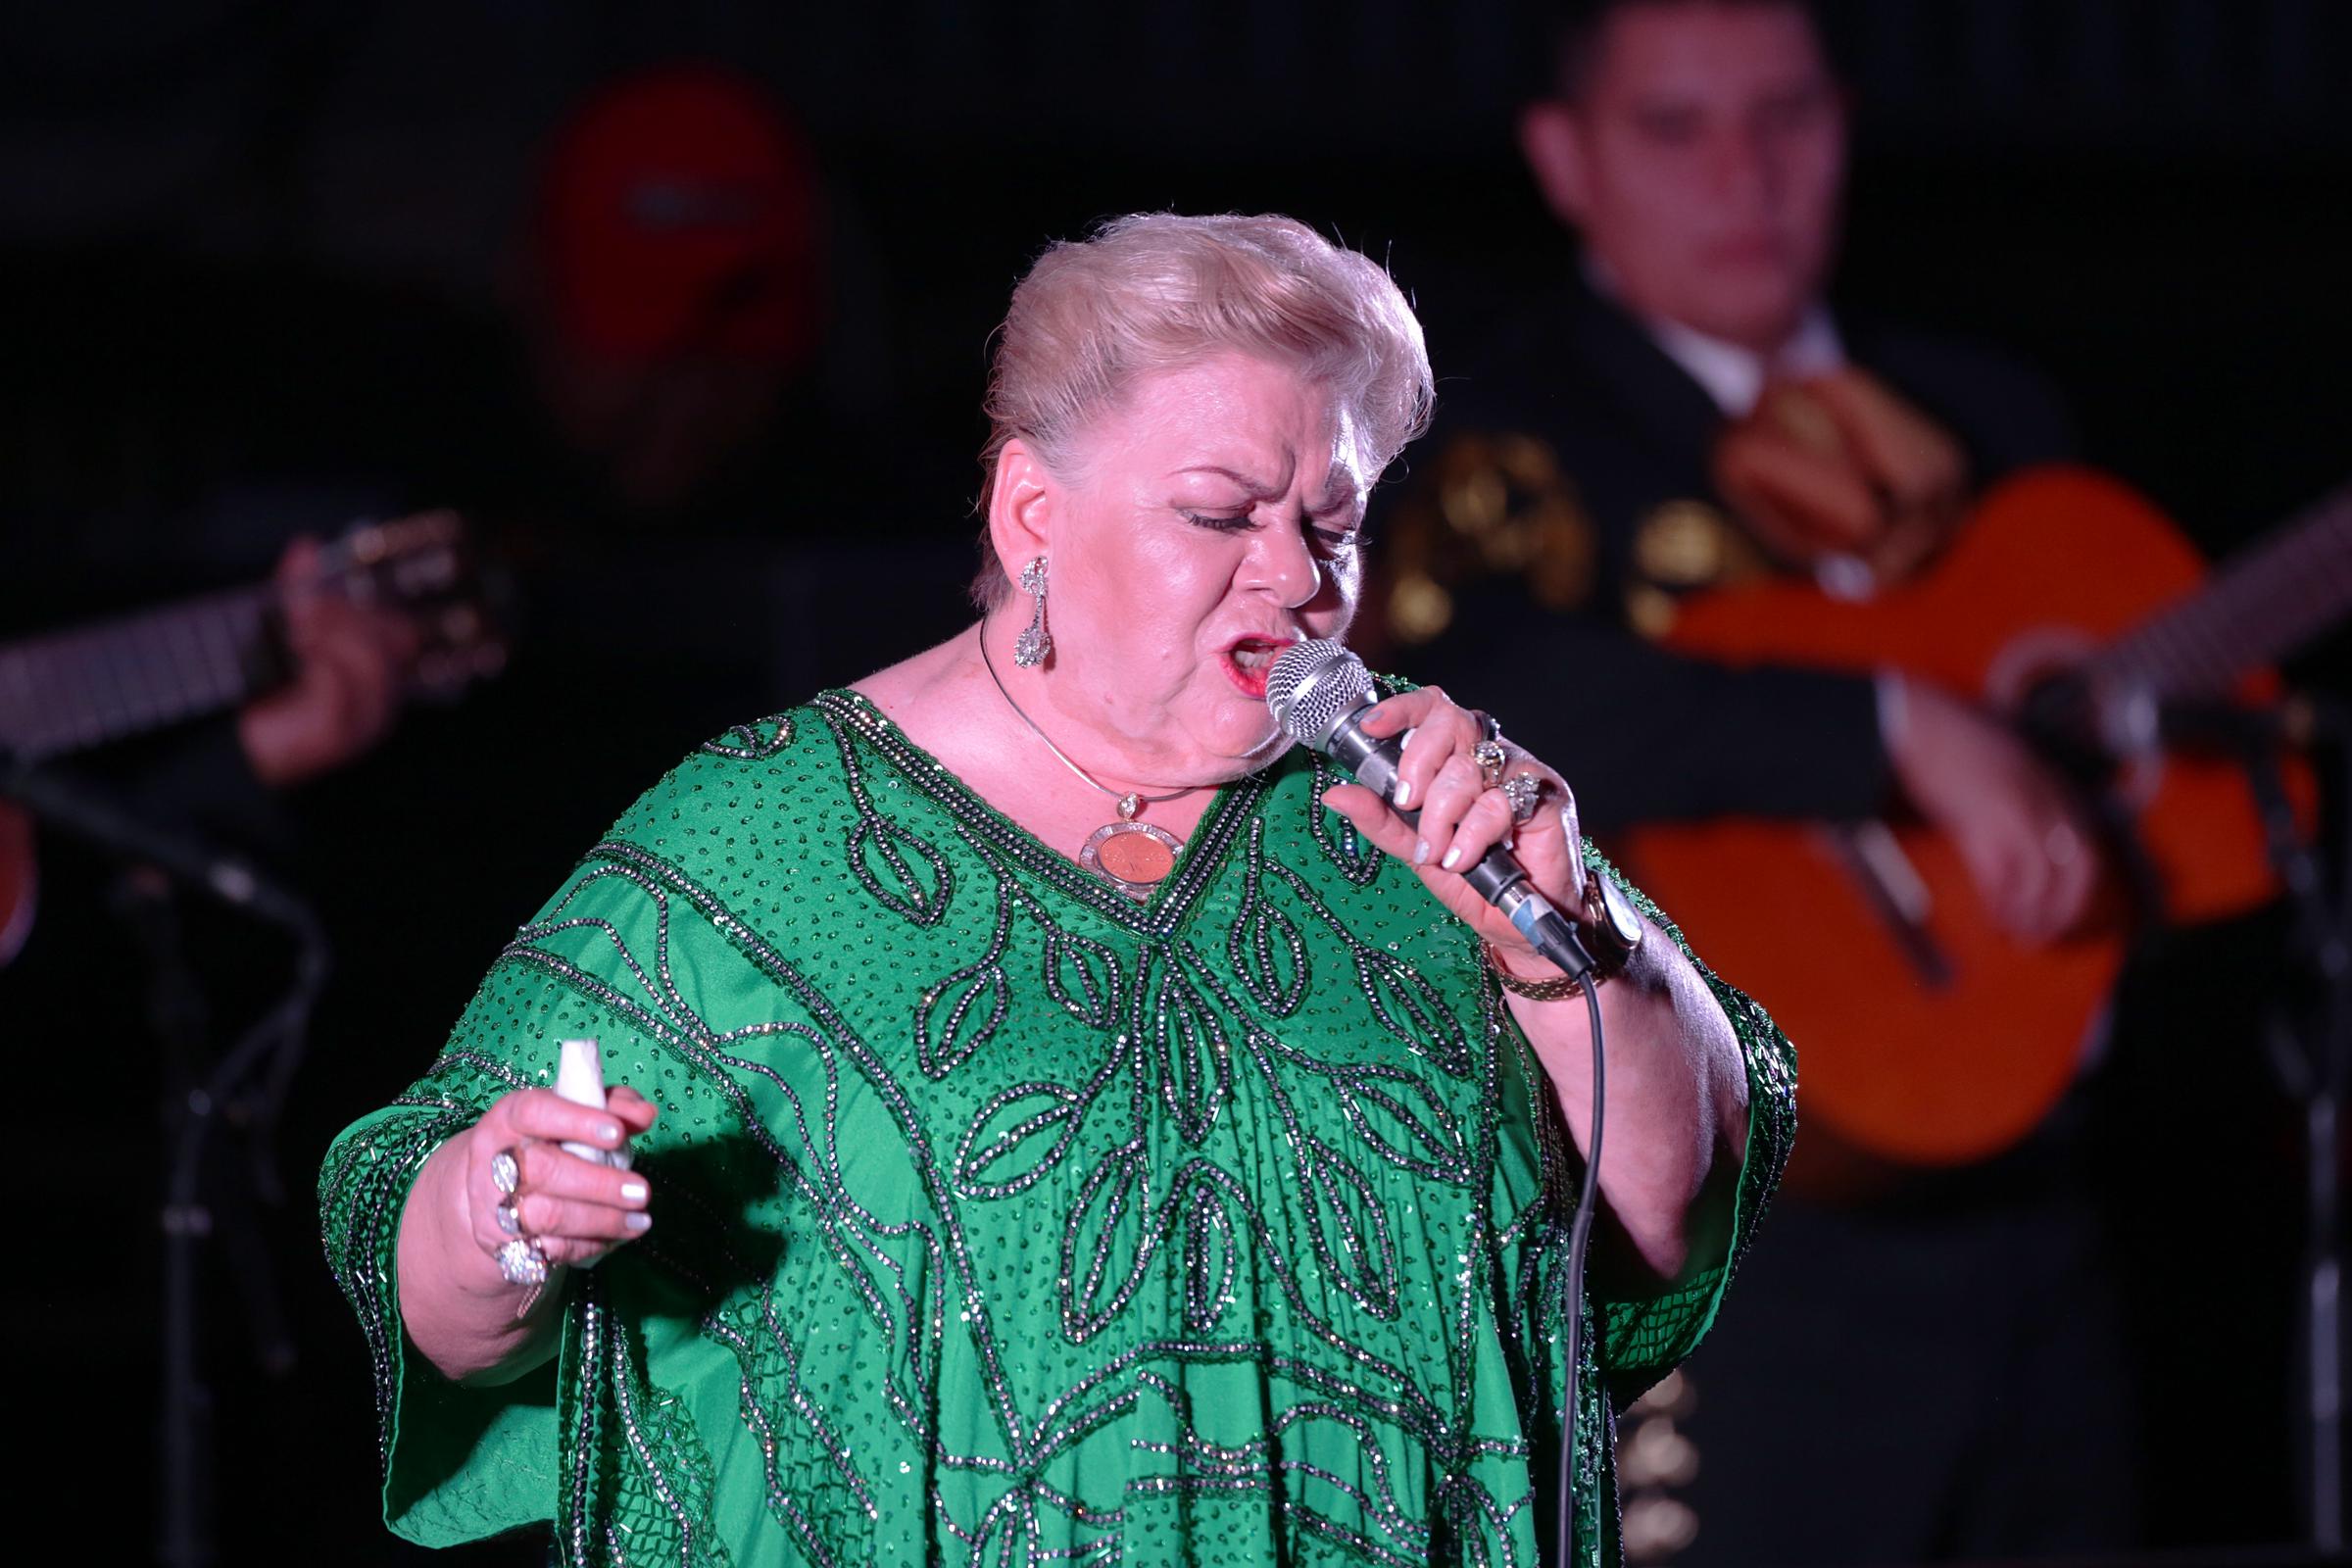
[322,214,1793,1566]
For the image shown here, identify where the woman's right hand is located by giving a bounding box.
[458,1085,659,1275]
[399,1083,659,1382]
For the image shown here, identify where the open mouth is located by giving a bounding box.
[1220,636,1295,698]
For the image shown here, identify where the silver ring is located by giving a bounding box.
[1500,772,1548,824]
[490,1148,521,1196]
[1472,738,1509,789]
[496,1236,550,1288]
[496,1200,522,1237]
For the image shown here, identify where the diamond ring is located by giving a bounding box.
[1500,772,1550,824]
[496,1236,550,1288]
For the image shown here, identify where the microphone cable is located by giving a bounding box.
[1552,973,1605,1568]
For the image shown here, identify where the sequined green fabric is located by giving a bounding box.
[320,692,1794,1565]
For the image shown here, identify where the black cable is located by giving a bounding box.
[1551,974,1607,1568]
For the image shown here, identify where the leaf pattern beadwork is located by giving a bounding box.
[1308,756,1386,885]
[912,882,1011,1079]
[952,1082,1090,1200]
[830,707,953,926]
[1036,911,1123,1029]
[1141,945,1233,1145]
[1228,819,1310,1016]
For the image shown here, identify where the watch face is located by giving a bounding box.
[1594,876,1645,950]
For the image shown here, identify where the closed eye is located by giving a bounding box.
[1182,509,1361,556]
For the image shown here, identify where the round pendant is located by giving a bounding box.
[1079,820,1181,897]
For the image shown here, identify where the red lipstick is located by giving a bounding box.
[1219,635,1295,699]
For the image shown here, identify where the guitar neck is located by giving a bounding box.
[2093,482,2352,702]
[0,584,285,763]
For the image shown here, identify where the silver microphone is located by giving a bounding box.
[1266,640,1594,979]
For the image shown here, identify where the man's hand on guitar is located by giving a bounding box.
[1886,675,2101,946]
[1713,368,1970,587]
[238,535,424,789]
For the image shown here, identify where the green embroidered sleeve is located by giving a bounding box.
[1579,848,1798,1402]
[318,866,709,1548]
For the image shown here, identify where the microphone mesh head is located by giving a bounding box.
[1265,639,1375,747]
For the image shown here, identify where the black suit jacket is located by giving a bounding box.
[1390,275,2075,833]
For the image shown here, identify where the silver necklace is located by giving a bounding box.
[977,623,1192,897]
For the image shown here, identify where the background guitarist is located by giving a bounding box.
[0,529,426,964]
[4,533,425,958]
[1381,0,2137,1560]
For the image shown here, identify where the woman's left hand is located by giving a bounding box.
[1319,685,1585,975]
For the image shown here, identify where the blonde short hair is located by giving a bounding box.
[972,212,1435,609]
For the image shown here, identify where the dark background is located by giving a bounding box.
[0,2,2344,1561]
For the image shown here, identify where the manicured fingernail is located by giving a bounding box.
[620,1180,648,1203]
[600,1121,622,1143]
[624,1212,653,1233]
[1442,847,1462,870]
[1413,838,1430,864]
[1394,777,1412,808]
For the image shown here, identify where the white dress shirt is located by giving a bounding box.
[1647,306,1845,418]
[1583,255,1847,417]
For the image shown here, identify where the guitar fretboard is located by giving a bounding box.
[2093,482,2352,700]
[0,586,282,762]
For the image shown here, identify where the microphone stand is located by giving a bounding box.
[1,757,330,1568]
[2167,693,2348,1553]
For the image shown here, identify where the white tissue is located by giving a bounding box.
[555,1037,634,1172]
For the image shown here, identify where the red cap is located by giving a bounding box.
[537,65,822,367]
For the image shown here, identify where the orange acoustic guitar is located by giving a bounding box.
[0,513,502,966]
[1615,466,2349,1173]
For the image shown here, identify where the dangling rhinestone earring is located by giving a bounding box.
[1013,556,1052,667]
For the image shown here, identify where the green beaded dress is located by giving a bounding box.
[320,692,1794,1566]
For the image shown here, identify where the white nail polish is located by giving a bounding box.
[1395,777,1412,808]
[1442,847,1462,870]
[624,1212,653,1233]
[1414,838,1430,864]
[620,1181,649,1203]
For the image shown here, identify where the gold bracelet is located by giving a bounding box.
[1482,941,1598,1002]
